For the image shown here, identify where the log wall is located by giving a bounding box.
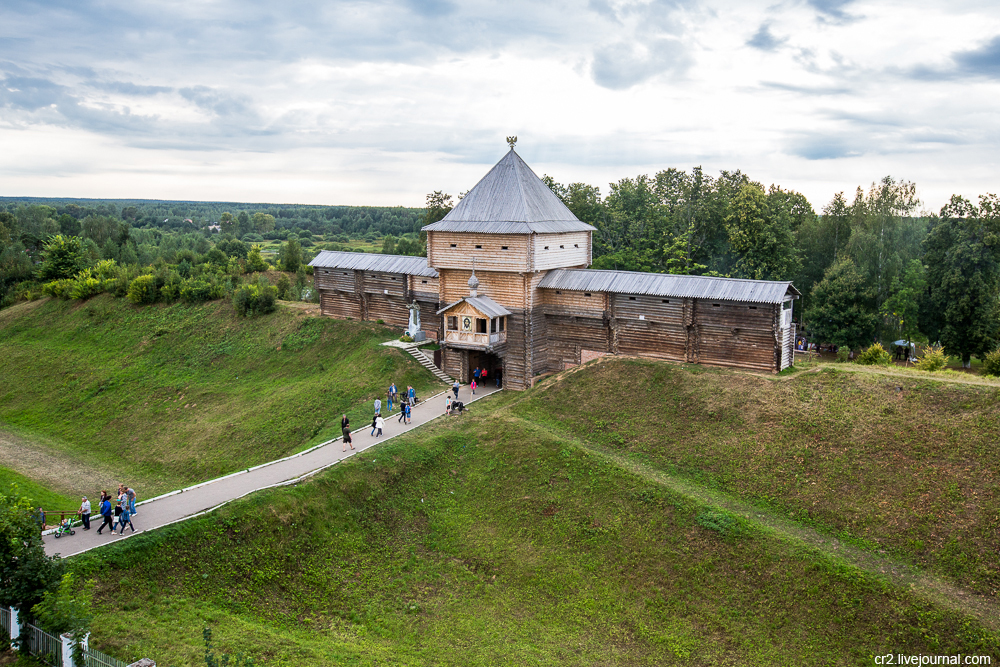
[532,232,591,271]
[428,232,530,272]
[316,255,791,388]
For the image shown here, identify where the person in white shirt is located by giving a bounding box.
[78,496,91,530]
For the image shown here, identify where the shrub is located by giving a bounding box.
[233,276,277,317]
[69,277,103,300]
[916,344,948,372]
[246,244,269,273]
[836,347,850,362]
[127,274,159,304]
[399,334,414,343]
[276,274,292,300]
[180,277,224,303]
[42,279,75,299]
[984,349,1000,377]
[856,342,891,366]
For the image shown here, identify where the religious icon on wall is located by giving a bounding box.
[462,316,473,331]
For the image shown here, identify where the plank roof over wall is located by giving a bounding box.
[309,250,438,278]
[539,269,800,304]
[423,149,596,235]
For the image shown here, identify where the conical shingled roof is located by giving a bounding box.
[423,149,597,235]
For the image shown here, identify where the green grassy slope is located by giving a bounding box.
[74,385,999,666]
[0,467,76,511]
[513,359,1000,597]
[0,296,443,498]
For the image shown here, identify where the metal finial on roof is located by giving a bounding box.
[468,257,480,296]
[506,135,517,150]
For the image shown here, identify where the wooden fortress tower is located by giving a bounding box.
[311,147,799,389]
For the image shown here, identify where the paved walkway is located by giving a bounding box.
[44,382,502,558]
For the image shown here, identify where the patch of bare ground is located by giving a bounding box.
[0,426,124,501]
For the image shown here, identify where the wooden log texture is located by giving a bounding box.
[428,232,530,272]
[313,268,356,292]
[366,293,410,329]
[408,274,439,302]
[319,291,362,320]
[532,232,591,271]
[440,269,529,307]
[362,272,407,298]
[543,315,609,369]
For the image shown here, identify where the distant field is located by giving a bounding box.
[75,381,999,666]
[0,296,443,499]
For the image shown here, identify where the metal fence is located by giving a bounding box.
[0,607,10,641]
[22,622,63,667]
[85,645,129,667]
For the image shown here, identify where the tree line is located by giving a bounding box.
[424,169,1000,366]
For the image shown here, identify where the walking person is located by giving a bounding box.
[473,367,481,383]
[375,414,385,437]
[78,496,91,530]
[404,402,411,424]
[112,500,124,533]
[445,394,452,416]
[96,496,114,535]
[341,414,354,452]
[398,401,407,423]
[100,489,110,504]
[388,382,397,413]
[481,367,487,385]
[118,503,135,535]
[126,486,137,515]
[370,414,378,436]
[471,378,477,395]
[452,380,460,399]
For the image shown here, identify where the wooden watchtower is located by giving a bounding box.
[423,147,596,389]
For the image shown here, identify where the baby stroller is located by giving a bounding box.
[53,518,76,538]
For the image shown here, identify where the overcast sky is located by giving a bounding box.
[2,0,998,213]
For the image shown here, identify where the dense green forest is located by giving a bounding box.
[3,164,1000,366]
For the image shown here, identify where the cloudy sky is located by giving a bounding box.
[2,0,998,212]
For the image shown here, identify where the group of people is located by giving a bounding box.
[471,366,501,388]
[78,484,138,536]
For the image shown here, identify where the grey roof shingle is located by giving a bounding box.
[538,269,800,304]
[436,295,512,318]
[423,149,596,235]
[308,250,438,278]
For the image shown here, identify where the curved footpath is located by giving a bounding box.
[45,383,501,558]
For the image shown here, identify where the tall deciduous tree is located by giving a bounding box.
[843,177,923,318]
[882,259,926,345]
[252,212,276,234]
[724,183,800,281]
[219,212,235,235]
[922,194,1000,366]
[805,258,879,350]
[1,489,66,626]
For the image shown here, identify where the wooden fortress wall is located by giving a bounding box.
[316,265,790,387]
[314,267,441,337]
[538,289,784,374]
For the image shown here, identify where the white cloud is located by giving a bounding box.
[0,0,999,211]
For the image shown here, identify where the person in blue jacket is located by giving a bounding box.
[96,497,115,535]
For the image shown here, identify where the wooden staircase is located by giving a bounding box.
[405,345,453,384]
